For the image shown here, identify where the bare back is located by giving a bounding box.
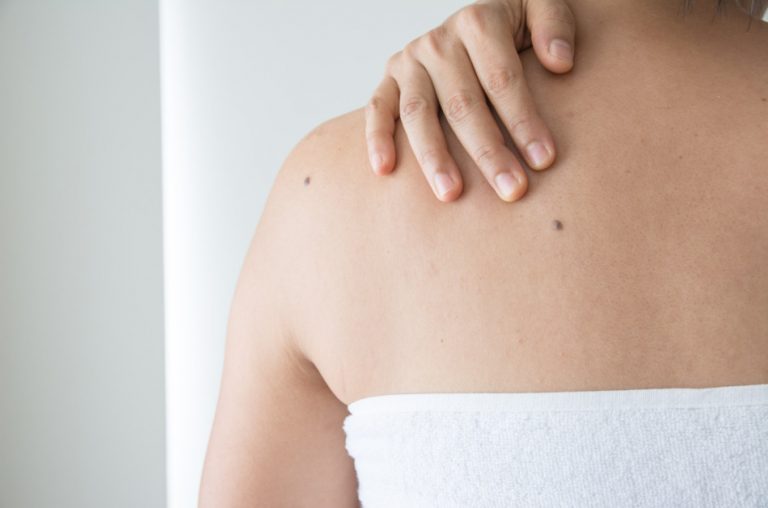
[288,0,768,406]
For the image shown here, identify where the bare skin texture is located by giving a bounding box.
[199,1,768,506]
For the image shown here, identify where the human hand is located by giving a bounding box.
[365,0,576,202]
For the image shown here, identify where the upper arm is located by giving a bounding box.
[198,121,360,507]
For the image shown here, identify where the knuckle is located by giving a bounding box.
[421,25,449,57]
[542,4,576,28]
[418,147,442,169]
[403,39,419,59]
[385,51,402,73]
[472,143,503,168]
[455,4,489,33]
[484,67,518,95]
[496,1,521,27]
[444,90,478,123]
[366,96,385,115]
[400,96,429,123]
[507,115,533,139]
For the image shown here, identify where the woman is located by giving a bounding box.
[199,0,768,506]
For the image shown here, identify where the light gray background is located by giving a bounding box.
[160,1,466,506]
[0,1,166,508]
[2,1,766,507]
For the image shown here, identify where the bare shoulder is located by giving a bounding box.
[269,107,379,368]
[270,105,451,399]
[197,109,373,507]
[271,107,384,277]
[278,105,447,217]
[280,107,370,198]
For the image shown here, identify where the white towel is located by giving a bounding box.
[343,383,768,507]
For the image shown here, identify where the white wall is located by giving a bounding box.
[159,1,466,506]
[0,2,166,507]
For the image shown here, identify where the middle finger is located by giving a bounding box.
[411,35,528,202]
[457,8,556,171]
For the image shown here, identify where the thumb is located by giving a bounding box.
[526,0,576,74]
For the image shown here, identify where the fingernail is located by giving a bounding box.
[494,172,518,200]
[526,141,552,169]
[371,153,384,173]
[434,172,455,199]
[549,39,573,62]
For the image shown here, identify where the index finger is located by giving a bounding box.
[365,75,400,175]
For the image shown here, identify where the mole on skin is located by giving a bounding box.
[553,219,563,231]
[304,176,311,186]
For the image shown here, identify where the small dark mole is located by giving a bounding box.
[553,219,563,230]
[678,155,683,160]
[763,98,767,103]
[304,176,311,186]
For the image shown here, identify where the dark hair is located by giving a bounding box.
[684,0,767,16]
[682,0,767,29]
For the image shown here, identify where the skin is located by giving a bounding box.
[366,0,579,202]
[199,0,768,506]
